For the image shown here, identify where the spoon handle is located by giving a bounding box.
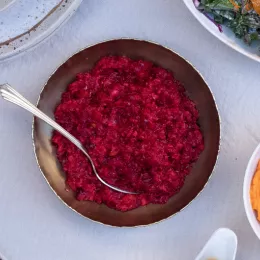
[0,83,83,150]
[0,83,136,194]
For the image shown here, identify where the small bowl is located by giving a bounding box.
[33,39,220,227]
[244,144,260,239]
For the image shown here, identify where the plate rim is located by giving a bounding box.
[0,0,64,45]
[0,0,82,61]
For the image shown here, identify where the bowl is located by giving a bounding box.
[33,39,220,227]
[244,144,260,239]
[183,0,260,63]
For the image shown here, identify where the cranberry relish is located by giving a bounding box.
[52,56,204,212]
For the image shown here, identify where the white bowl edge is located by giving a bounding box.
[243,143,260,240]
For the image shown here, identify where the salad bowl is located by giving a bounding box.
[183,0,260,62]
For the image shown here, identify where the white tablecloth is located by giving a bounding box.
[1,0,260,259]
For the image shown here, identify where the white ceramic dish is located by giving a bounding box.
[0,0,62,43]
[0,0,16,11]
[244,144,260,239]
[195,228,237,260]
[182,0,260,62]
[0,0,82,61]
[0,252,8,260]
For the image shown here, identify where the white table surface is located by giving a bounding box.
[0,0,260,259]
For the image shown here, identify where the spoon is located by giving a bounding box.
[195,228,237,260]
[0,83,137,195]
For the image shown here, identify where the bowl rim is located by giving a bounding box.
[243,143,260,239]
[182,0,260,63]
[32,38,221,227]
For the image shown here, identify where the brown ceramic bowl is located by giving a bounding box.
[33,39,220,227]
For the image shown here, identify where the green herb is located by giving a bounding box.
[199,0,238,11]
[197,0,260,45]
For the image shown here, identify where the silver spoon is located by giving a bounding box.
[0,83,137,194]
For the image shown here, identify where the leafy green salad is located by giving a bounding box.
[194,0,260,45]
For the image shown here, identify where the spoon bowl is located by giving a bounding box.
[195,228,237,260]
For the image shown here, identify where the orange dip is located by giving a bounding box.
[250,160,260,221]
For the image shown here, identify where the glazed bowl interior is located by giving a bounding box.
[33,39,220,227]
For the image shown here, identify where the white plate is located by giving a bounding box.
[0,0,82,61]
[182,0,260,62]
[0,0,16,11]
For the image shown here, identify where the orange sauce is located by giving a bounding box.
[250,160,260,221]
